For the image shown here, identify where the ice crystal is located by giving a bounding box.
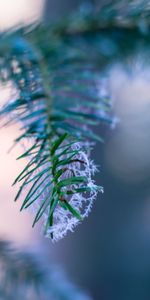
[29,141,102,242]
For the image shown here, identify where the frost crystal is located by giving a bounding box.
[30,141,102,242]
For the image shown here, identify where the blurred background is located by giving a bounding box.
[1,1,150,299]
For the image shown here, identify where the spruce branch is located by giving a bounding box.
[0,25,113,241]
[2,1,148,241]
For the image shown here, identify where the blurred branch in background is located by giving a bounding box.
[0,240,92,300]
[44,0,93,21]
[43,0,116,21]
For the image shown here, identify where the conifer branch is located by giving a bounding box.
[2,0,149,241]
